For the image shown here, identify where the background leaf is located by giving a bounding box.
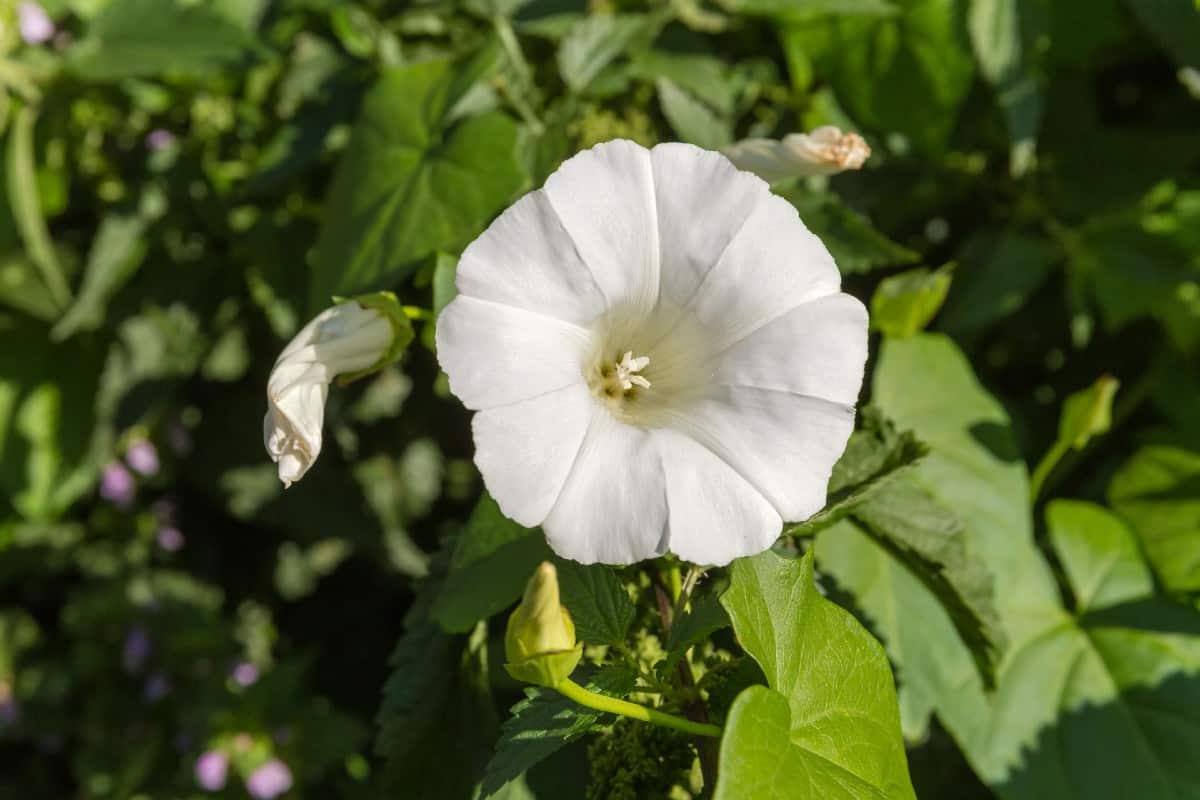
[309,57,524,309]
[67,0,259,80]
[480,664,636,799]
[1108,445,1200,593]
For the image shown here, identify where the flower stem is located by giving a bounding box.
[671,566,704,625]
[554,678,721,739]
[1029,439,1070,502]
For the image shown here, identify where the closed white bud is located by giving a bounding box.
[722,126,871,183]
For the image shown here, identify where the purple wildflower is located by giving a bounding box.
[100,462,135,508]
[122,626,152,673]
[194,750,229,792]
[156,526,185,552]
[17,2,54,45]
[0,682,20,728]
[125,440,160,476]
[246,759,293,800]
[145,129,178,151]
[143,672,170,702]
[231,661,260,688]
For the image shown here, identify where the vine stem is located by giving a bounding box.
[671,566,704,627]
[554,679,721,739]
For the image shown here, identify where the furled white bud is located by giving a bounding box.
[264,297,404,487]
[722,126,871,183]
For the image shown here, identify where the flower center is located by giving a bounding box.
[601,351,652,396]
[584,302,713,427]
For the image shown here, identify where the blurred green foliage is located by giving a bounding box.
[0,0,1197,798]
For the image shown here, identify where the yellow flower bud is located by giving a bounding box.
[504,562,583,687]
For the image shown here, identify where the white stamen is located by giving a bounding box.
[613,351,651,392]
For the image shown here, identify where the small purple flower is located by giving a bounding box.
[0,682,20,728]
[194,750,229,792]
[122,626,152,673]
[246,759,293,800]
[231,661,260,688]
[143,672,170,702]
[17,2,54,45]
[125,440,160,476]
[156,526,185,552]
[100,462,135,508]
[145,129,178,151]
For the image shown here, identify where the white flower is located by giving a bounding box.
[264,301,392,487]
[436,140,867,566]
[721,126,871,184]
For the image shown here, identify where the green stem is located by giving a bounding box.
[671,566,704,625]
[491,17,544,132]
[1029,439,1069,503]
[555,678,721,739]
[666,564,683,605]
[1033,369,1154,502]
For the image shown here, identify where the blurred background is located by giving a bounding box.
[0,0,1196,797]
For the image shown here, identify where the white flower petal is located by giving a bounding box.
[542,140,660,315]
[658,429,782,566]
[436,295,593,410]
[543,411,669,565]
[455,189,607,326]
[472,383,593,527]
[649,143,767,311]
[686,190,842,352]
[712,292,868,406]
[666,386,856,522]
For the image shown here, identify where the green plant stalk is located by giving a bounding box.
[1029,439,1070,502]
[555,678,721,739]
[7,103,71,309]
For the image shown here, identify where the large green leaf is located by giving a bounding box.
[1046,500,1152,613]
[989,501,1200,798]
[1108,444,1200,593]
[556,13,659,93]
[783,189,918,275]
[432,493,552,633]
[655,78,733,150]
[66,0,259,80]
[967,0,1048,174]
[309,58,523,309]
[873,334,1060,628]
[717,551,916,800]
[554,561,635,648]
[815,520,979,739]
[480,664,636,799]
[783,0,975,150]
[849,477,1003,684]
[785,407,927,537]
[818,334,1057,747]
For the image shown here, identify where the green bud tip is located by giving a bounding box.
[504,561,582,687]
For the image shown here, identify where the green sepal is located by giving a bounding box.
[332,291,415,385]
[504,643,584,689]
